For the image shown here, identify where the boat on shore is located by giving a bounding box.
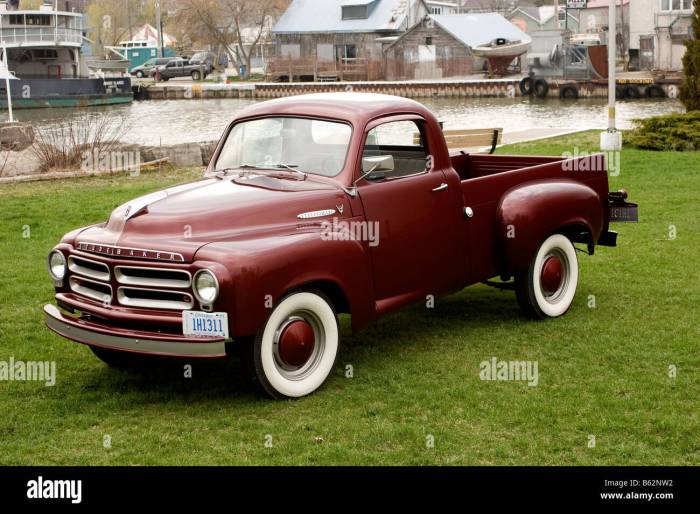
[471,38,530,60]
[471,38,530,76]
[0,0,133,110]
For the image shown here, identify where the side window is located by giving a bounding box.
[363,120,429,179]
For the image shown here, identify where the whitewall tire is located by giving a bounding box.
[244,291,339,399]
[516,234,579,319]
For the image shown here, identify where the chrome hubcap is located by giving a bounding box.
[273,312,324,380]
[540,250,569,303]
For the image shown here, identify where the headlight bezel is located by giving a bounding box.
[193,269,220,306]
[47,250,67,281]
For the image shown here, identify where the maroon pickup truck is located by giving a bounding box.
[45,93,633,399]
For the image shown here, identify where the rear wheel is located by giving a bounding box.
[191,70,202,81]
[515,234,579,319]
[241,291,339,399]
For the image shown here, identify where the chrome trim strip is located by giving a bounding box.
[44,305,227,358]
[115,266,192,289]
[117,287,194,311]
[69,276,113,303]
[68,256,111,282]
[297,209,336,219]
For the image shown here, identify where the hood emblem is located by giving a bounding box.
[297,209,336,220]
[337,204,345,215]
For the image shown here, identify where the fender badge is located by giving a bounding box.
[124,206,131,218]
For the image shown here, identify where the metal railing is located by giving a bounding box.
[0,27,83,46]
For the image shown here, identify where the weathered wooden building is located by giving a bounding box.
[384,13,531,80]
[269,0,429,81]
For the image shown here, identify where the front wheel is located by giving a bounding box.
[515,234,579,319]
[242,291,339,399]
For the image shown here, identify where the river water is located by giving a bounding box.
[15,96,684,147]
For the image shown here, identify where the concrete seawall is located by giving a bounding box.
[141,78,680,101]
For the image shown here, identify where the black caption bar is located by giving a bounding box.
[0,466,696,507]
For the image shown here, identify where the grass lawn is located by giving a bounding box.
[0,131,698,465]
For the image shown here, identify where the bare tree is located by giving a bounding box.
[173,0,286,77]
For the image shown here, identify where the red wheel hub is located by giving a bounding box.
[540,256,564,295]
[277,319,315,368]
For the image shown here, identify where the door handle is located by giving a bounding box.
[432,183,449,192]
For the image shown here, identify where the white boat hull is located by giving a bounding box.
[472,41,530,59]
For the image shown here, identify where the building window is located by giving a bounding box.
[430,7,443,14]
[660,0,693,11]
[425,36,433,46]
[342,5,369,20]
[335,44,357,63]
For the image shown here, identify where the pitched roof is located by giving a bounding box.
[273,0,418,34]
[431,13,531,47]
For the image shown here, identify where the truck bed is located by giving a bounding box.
[450,152,610,284]
[450,152,564,181]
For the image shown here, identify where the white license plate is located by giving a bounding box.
[183,311,229,338]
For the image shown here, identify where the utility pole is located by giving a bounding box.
[127,0,133,41]
[600,0,622,154]
[155,0,163,58]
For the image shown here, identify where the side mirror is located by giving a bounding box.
[361,155,394,180]
[345,155,394,198]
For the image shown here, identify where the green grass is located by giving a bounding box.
[0,132,698,465]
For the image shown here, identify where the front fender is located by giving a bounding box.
[496,180,604,273]
[194,228,375,337]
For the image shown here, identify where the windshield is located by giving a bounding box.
[215,117,352,177]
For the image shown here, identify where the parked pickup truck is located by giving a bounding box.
[154,58,208,81]
[44,93,635,399]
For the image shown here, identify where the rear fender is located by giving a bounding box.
[496,180,604,273]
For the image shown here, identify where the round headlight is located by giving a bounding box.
[193,270,219,305]
[48,250,67,281]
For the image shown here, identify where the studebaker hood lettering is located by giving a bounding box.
[75,177,347,262]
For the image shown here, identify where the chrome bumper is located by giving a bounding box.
[44,304,227,358]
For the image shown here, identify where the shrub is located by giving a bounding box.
[31,111,129,172]
[626,112,700,151]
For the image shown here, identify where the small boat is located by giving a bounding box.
[471,38,530,76]
[471,38,530,59]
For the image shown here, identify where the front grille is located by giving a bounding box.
[68,256,110,282]
[67,252,196,311]
[69,276,113,303]
[117,287,194,311]
[115,266,191,289]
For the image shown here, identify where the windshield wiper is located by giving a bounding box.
[272,163,308,179]
[214,165,262,179]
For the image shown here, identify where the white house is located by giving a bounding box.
[629,0,694,71]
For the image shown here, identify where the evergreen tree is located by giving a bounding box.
[680,0,700,110]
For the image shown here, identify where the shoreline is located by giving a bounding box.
[138,76,682,101]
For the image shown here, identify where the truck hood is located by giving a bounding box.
[75,175,349,262]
